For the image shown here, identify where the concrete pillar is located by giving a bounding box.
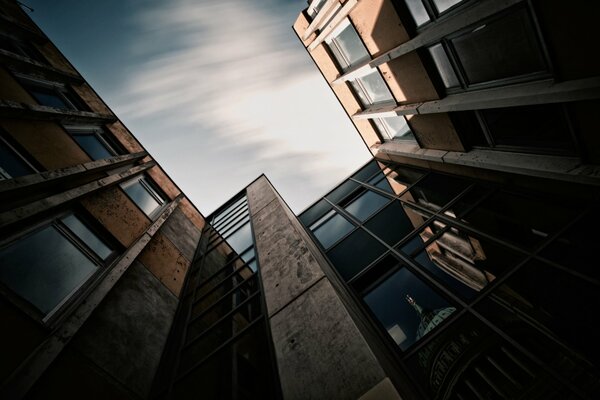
[246,176,399,400]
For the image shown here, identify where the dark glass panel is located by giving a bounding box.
[540,210,598,281]
[367,172,393,193]
[213,196,247,225]
[400,173,469,212]
[451,7,546,85]
[312,212,354,250]
[450,110,487,147]
[478,259,600,369]
[72,134,113,160]
[413,225,523,299]
[481,105,575,152]
[351,253,398,291]
[461,191,576,250]
[352,159,384,183]
[344,189,390,222]
[327,229,387,280]
[364,266,456,351]
[61,214,112,260]
[364,201,415,246]
[326,179,360,204]
[299,198,333,227]
[0,225,98,314]
[0,139,34,178]
[29,88,71,109]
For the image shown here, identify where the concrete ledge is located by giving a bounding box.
[308,0,360,51]
[1,50,83,84]
[0,152,146,195]
[303,0,339,40]
[376,143,600,186]
[0,100,117,124]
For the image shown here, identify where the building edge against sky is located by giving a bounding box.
[0,0,600,400]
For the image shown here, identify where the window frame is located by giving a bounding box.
[120,174,168,220]
[0,129,40,180]
[62,124,126,160]
[15,73,88,111]
[423,4,552,94]
[0,210,119,325]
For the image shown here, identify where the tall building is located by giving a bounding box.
[1,1,600,400]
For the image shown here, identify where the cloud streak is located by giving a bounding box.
[109,0,370,214]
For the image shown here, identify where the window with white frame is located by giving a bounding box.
[326,20,414,142]
[63,124,124,161]
[0,213,116,319]
[121,175,167,218]
[307,0,328,18]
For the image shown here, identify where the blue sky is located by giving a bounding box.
[25,0,370,214]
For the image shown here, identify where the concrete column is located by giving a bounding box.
[246,176,399,400]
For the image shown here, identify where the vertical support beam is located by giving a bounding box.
[246,176,391,400]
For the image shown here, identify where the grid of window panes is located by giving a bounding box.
[325,20,414,142]
[299,159,600,399]
[154,193,280,400]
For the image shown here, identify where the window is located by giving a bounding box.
[0,213,116,318]
[17,74,87,111]
[326,20,414,142]
[63,124,125,160]
[121,175,167,218]
[0,34,47,63]
[0,132,38,180]
[310,210,355,250]
[403,0,467,28]
[307,0,328,18]
[425,5,548,91]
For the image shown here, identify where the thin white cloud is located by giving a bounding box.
[111,0,370,214]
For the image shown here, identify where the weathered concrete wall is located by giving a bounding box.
[247,176,389,400]
[0,67,36,103]
[27,261,178,400]
[158,207,201,262]
[1,119,91,169]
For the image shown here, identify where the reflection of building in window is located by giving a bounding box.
[406,294,455,340]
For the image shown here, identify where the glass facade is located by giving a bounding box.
[300,159,600,399]
[153,193,280,399]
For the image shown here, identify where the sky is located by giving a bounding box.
[24,0,371,215]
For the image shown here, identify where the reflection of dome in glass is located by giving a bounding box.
[406,295,456,340]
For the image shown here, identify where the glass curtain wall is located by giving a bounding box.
[153,193,280,400]
[300,159,600,400]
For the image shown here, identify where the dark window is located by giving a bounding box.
[364,201,416,246]
[0,133,36,179]
[299,198,333,227]
[121,175,167,218]
[363,264,456,350]
[426,5,548,91]
[343,189,390,222]
[400,173,469,212]
[311,211,354,249]
[64,125,124,160]
[18,75,86,111]
[0,35,46,63]
[0,213,115,316]
[327,229,387,280]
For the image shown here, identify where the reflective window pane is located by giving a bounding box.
[451,7,546,85]
[327,229,387,280]
[414,225,523,299]
[461,191,576,250]
[344,190,390,222]
[226,222,253,254]
[428,43,460,88]
[352,160,383,183]
[356,70,394,104]
[331,24,370,69]
[299,198,333,227]
[0,138,34,178]
[312,213,354,249]
[0,225,98,314]
[123,178,164,217]
[61,215,112,260]
[72,134,113,160]
[404,0,430,26]
[432,0,464,13]
[326,179,360,204]
[400,173,469,212]
[364,266,456,350]
[364,201,416,246]
[367,172,393,193]
[379,116,414,141]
